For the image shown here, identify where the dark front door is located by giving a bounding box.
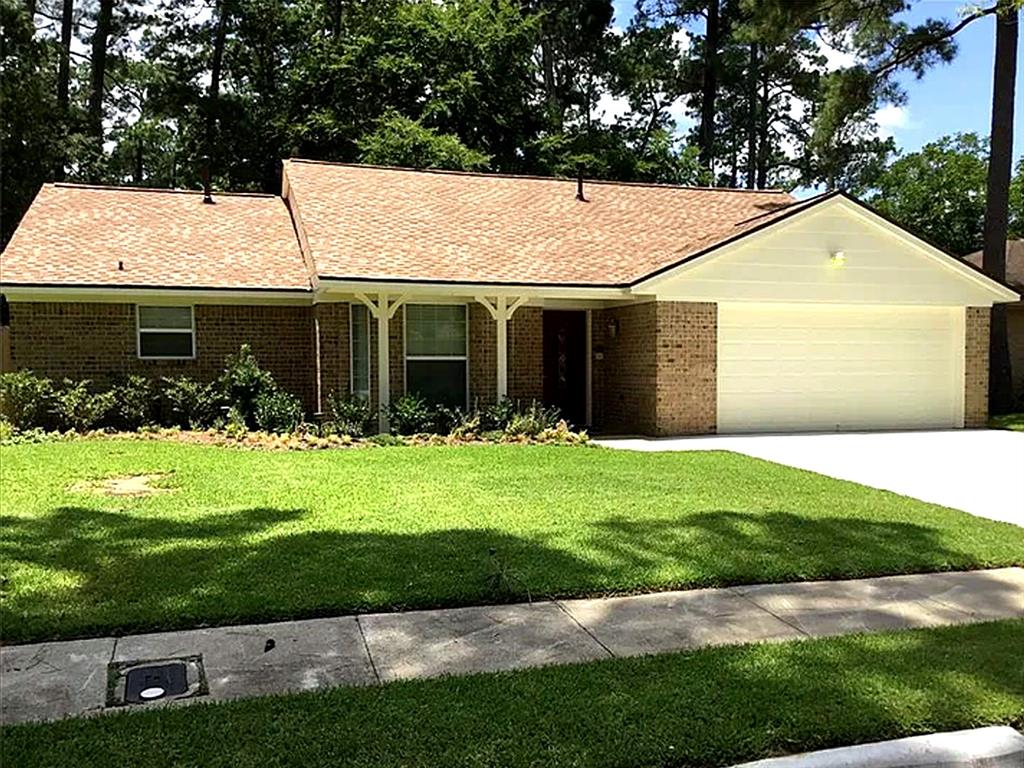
[542,310,587,427]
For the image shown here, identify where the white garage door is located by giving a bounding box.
[717,304,964,433]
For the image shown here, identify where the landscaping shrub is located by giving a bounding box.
[0,371,55,430]
[504,402,561,437]
[161,376,222,429]
[52,379,115,432]
[325,391,376,437]
[253,389,304,433]
[480,398,516,431]
[218,345,277,429]
[388,393,435,435]
[112,375,153,431]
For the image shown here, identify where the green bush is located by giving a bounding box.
[218,345,277,429]
[112,375,153,431]
[161,377,222,429]
[253,389,304,433]
[0,371,55,430]
[480,398,516,431]
[53,379,115,432]
[325,391,376,437]
[388,394,435,435]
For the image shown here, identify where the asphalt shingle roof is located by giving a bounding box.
[283,160,796,286]
[965,241,1024,291]
[0,184,311,291]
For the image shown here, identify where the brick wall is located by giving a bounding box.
[468,303,496,405]
[8,302,317,409]
[964,306,990,428]
[314,302,349,412]
[654,302,716,435]
[591,301,716,436]
[509,306,543,403]
[592,302,658,434]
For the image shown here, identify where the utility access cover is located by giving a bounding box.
[107,655,207,708]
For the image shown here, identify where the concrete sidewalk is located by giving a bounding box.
[3,567,1022,724]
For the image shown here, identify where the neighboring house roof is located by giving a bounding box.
[964,240,1024,291]
[0,184,311,291]
[282,159,796,286]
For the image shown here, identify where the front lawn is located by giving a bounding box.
[2,440,1022,643]
[3,620,1022,768]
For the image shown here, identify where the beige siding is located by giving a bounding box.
[650,200,1008,306]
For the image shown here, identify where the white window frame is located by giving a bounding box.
[349,302,371,401]
[403,303,469,409]
[136,305,196,360]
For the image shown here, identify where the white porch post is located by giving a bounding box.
[476,296,527,404]
[496,296,508,402]
[377,292,390,433]
[355,292,407,433]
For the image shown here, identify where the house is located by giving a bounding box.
[0,160,1018,435]
[965,240,1024,403]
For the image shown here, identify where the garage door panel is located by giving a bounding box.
[717,304,962,433]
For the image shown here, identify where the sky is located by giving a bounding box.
[609,0,1024,162]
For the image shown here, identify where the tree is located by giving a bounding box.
[866,134,990,256]
[357,112,491,170]
[983,1,1018,413]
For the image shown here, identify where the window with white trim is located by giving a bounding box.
[350,303,370,400]
[137,306,195,359]
[404,304,467,408]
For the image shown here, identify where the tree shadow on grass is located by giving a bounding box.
[0,505,1018,644]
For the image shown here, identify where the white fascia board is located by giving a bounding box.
[1,285,313,305]
[316,278,631,302]
[837,198,1021,303]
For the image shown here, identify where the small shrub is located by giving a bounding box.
[326,391,375,437]
[0,418,13,443]
[225,405,248,438]
[388,394,435,435]
[218,345,276,428]
[253,389,304,433]
[447,408,481,439]
[480,398,516,431]
[0,371,55,430]
[504,401,561,438]
[112,375,153,431]
[53,379,115,432]
[161,377,222,429]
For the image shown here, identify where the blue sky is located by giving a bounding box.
[610,0,1023,161]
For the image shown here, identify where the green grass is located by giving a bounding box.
[989,413,1024,431]
[2,440,1023,644]
[3,621,1023,768]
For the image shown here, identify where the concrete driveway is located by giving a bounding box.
[595,430,1024,527]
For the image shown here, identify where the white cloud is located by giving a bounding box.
[813,33,858,71]
[873,104,911,138]
[671,27,691,55]
[595,91,631,125]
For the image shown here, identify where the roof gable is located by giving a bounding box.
[635,193,1019,306]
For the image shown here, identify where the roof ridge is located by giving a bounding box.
[49,182,277,199]
[731,190,839,227]
[284,158,791,195]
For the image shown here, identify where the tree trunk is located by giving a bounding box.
[25,0,36,19]
[87,0,113,180]
[745,42,757,189]
[134,138,143,184]
[756,69,770,189]
[541,33,560,130]
[205,0,231,170]
[55,0,73,181]
[698,0,719,171]
[984,2,1017,415]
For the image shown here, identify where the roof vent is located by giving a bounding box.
[200,163,214,205]
[576,164,587,203]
